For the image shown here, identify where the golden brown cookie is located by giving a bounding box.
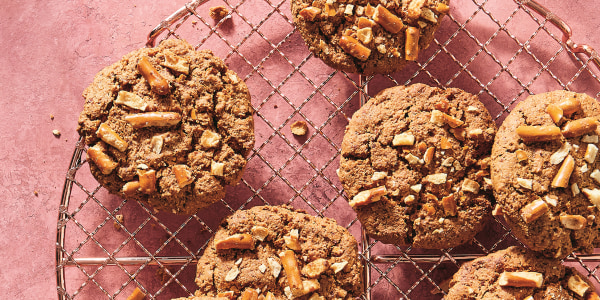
[291,0,450,74]
[446,246,600,299]
[338,83,496,248]
[491,91,600,258]
[190,205,363,299]
[77,39,254,214]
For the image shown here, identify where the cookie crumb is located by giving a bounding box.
[114,214,124,230]
[209,6,229,21]
[50,114,55,120]
[34,190,39,196]
[291,120,308,136]
[52,129,61,137]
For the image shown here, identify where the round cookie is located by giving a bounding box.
[338,83,496,248]
[192,205,363,299]
[491,91,600,258]
[77,39,254,214]
[291,0,450,74]
[446,246,600,299]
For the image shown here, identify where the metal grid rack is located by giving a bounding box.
[57,0,600,298]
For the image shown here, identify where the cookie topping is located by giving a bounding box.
[122,181,140,196]
[172,164,194,188]
[215,234,255,250]
[349,186,386,207]
[515,149,528,162]
[516,125,562,143]
[558,96,581,115]
[407,0,427,19]
[424,173,447,184]
[498,271,544,288]
[441,194,457,216]
[330,261,348,274]
[572,183,581,196]
[567,274,590,297]
[279,250,304,296]
[150,135,164,154]
[211,161,225,176]
[544,195,558,207]
[115,91,148,111]
[405,27,420,61]
[393,132,416,146]
[258,264,267,273]
[516,177,533,190]
[551,155,574,188]
[371,171,388,181]
[373,5,404,33]
[521,199,549,223]
[582,135,599,143]
[123,112,182,128]
[560,214,587,230]
[250,226,269,241]
[550,142,571,164]
[585,144,598,163]
[430,109,464,128]
[562,117,599,138]
[137,169,156,194]
[200,130,221,148]
[225,266,240,282]
[284,229,301,251]
[160,50,190,74]
[301,258,329,278]
[461,179,480,194]
[87,144,118,174]
[137,56,170,95]
[267,257,282,278]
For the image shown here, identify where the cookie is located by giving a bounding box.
[446,246,600,299]
[291,0,450,74]
[77,39,254,214]
[491,91,600,258]
[338,83,496,248]
[191,205,363,299]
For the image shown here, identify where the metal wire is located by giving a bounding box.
[57,0,600,299]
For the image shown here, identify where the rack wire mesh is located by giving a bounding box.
[57,0,600,298]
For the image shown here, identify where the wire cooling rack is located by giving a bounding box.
[57,0,600,299]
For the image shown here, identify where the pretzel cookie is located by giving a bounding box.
[186,205,363,299]
[491,91,600,258]
[77,39,254,214]
[338,83,496,248]
[291,0,450,74]
[446,246,600,299]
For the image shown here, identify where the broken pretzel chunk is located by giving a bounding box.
[124,112,181,128]
[516,125,562,143]
[126,287,146,300]
[217,291,234,299]
[393,132,416,146]
[405,27,420,61]
[440,136,452,150]
[441,194,457,216]
[521,199,549,223]
[211,161,225,176]
[467,128,483,138]
[291,120,308,136]
[356,27,373,44]
[498,271,543,288]
[301,258,330,278]
[585,144,598,163]
[423,147,435,164]
[172,164,194,188]
[450,128,466,141]
[435,3,450,14]
[284,229,302,251]
[358,17,375,29]
[558,97,581,115]
[339,35,371,61]
[583,188,600,208]
[201,130,221,148]
[138,56,170,95]
[349,186,386,207]
[209,6,229,20]
[215,233,255,250]
[160,50,190,75]
[137,169,157,194]
[551,155,574,188]
[87,144,118,174]
[591,169,600,184]
[550,142,571,165]
[268,257,282,278]
[373,5,404,33]
[371,171,387,181]
[430,109,464,128]
[407,0,427,19]
[308,293,325,300]
[241,289,259,300]
[582,135,599,143]
[492,204,503,216]
[150,134,164,154]
[544,195,558,207]
[115,91,148,111]
[404,195,416,205]
[122,181,140,196]
[424,173,447,185]
[225,266,240,282]
[560,214,587,230]
[279,250,304,296]
[515,149,528,162]
[546,104,563,124]
[251,226,269,242]
[330,261,348,274]
[568,274,590,297]
[462,178,480,193]
[562,117,598,138]
[421,8,437,23]
[300,7,321,21]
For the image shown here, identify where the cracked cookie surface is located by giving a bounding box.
[291,0,450,74]
[491,91,600,258]
[77,39,254,214]
[338,83,495,249]
[191,205,363,299]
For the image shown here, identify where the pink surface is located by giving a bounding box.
[1,0,600,299]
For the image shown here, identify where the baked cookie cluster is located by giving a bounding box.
[78,39,254,214]
[291,0,450,74]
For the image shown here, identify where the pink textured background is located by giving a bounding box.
[1,0,600,298]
